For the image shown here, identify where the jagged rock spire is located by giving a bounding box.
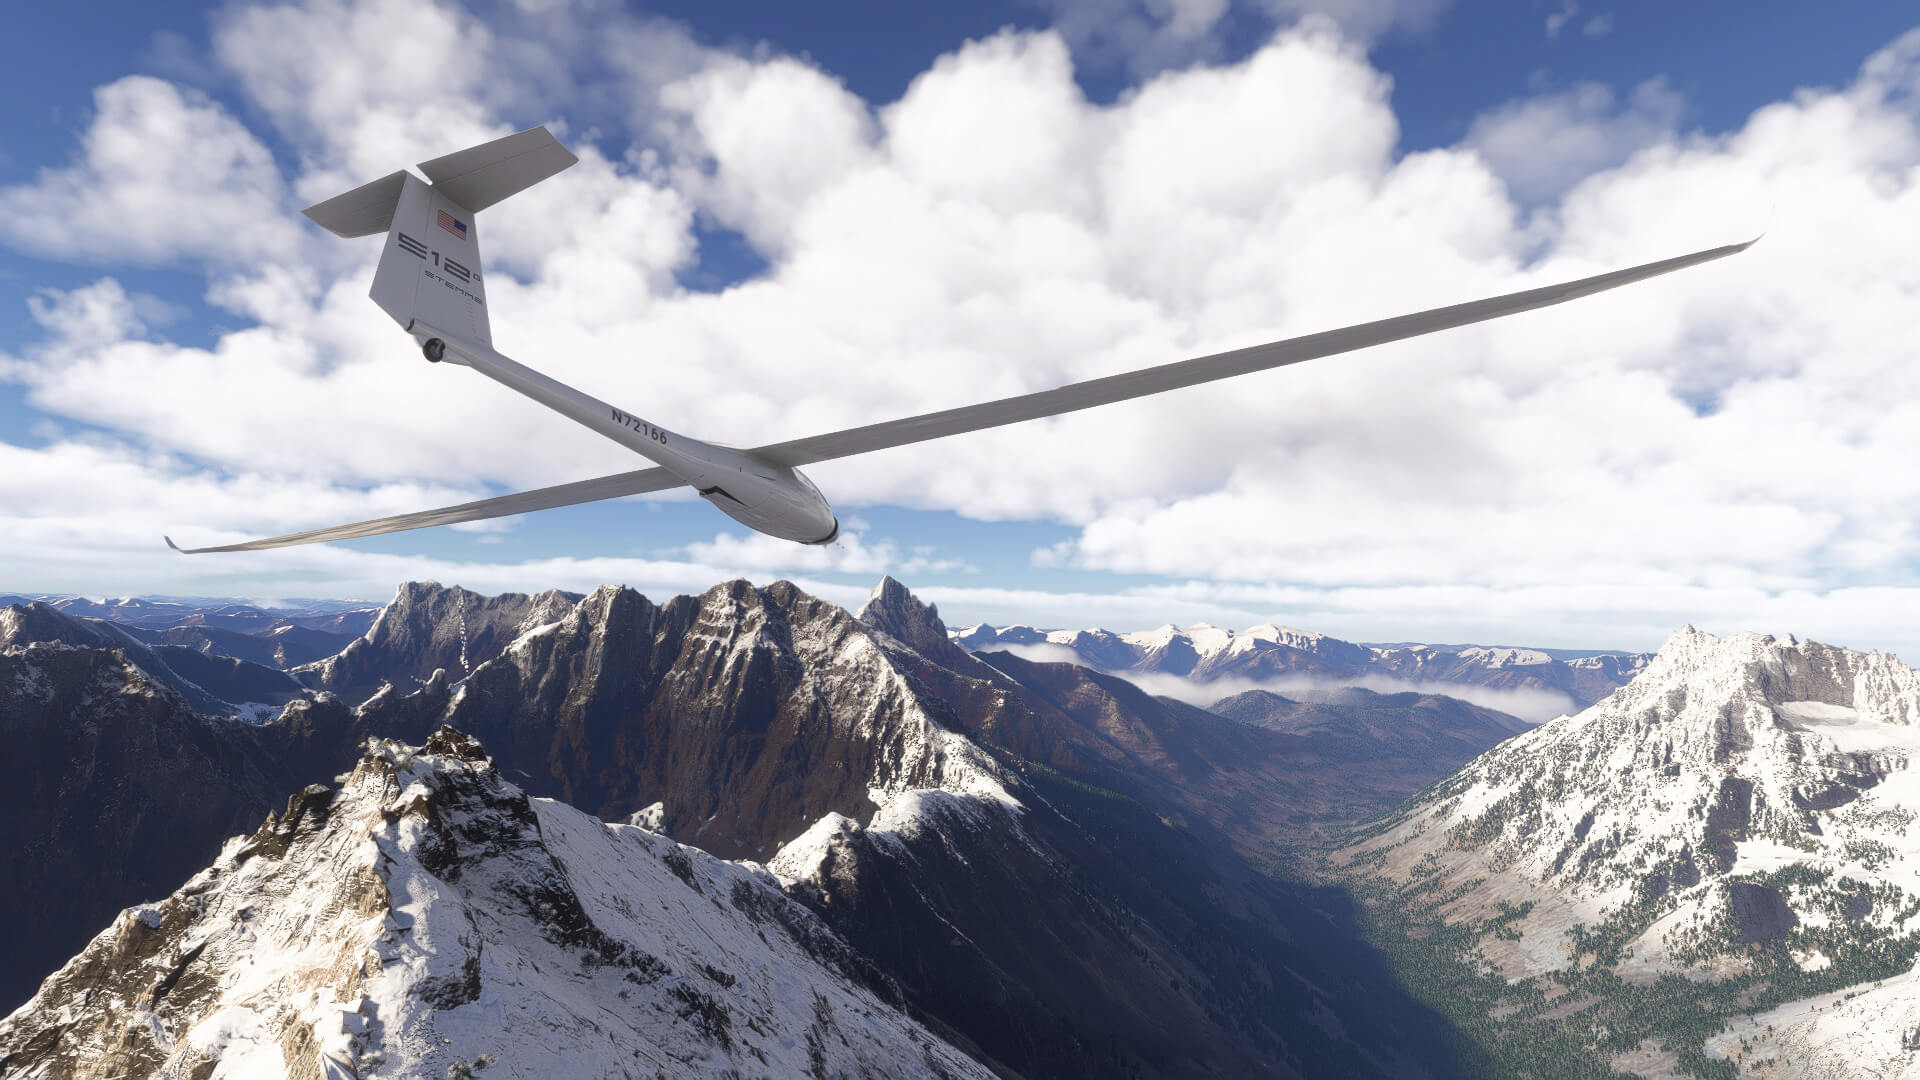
[856,576,966,663]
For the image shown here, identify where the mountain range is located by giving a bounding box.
[9,580,1918,1076]
[953,620,1649,717]
[0,593,380,637]
[1,578,1506,1078]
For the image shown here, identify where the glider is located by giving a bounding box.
[168,126,1756,553]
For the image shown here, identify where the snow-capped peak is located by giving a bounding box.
[1454,646,1554,668]
[1618,625,1920,730]
[1122,624,1186,651]
[0,729,993,1079]
[1346,626,1920,985]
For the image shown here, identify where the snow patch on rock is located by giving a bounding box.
[0,731,994,1080]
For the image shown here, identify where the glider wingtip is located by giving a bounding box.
[163,535,187,554]
[1743,203,1774,251]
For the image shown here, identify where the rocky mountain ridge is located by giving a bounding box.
[294,582,581,706]
[0,602,304,716]
[0,728,993,1079]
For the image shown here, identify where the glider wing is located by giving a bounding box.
[752,237,1758,468]
[166,466,684,553]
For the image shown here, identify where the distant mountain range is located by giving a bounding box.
[953,620,1650,719]
[0,593,381,634]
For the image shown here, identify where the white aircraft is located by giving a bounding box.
[168,126,1755,554]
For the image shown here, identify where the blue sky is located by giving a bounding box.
[2,0,1918,654]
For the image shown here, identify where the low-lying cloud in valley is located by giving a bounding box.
[986,641,1579,722]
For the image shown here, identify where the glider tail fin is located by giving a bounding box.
[300,126,579,350]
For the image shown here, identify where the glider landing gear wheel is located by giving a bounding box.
[423,338,446,363]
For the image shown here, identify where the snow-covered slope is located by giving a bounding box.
[1704,958,1920,1077]
[1339,626,1920,1071]
[0,728,992,1079]
[1351,628,1920,909]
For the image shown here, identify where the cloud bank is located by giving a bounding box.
[987,641,1576,721]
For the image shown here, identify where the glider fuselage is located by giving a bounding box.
[413,320,839,545]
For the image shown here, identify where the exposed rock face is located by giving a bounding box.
[317,580,1414,1075]
[0,731,993,1080]
[1341,627,1920,982]
[771,761,1463,1080]
[1725,880,1797,943]
[831,589,1471,1077]
[776,790,1252,1077]
[295,582,580,704]
[429,580,1012,860]
[0,643,359,1012]
[881,631,1528,857]
[857,576,976,668]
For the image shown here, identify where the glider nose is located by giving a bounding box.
[803,517,840,546]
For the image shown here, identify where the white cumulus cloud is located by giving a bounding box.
[0,76,299,266]
[0,3,1917,663]
[1465,79,1684,204]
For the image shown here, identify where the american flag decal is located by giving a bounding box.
[437,210,467,240]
